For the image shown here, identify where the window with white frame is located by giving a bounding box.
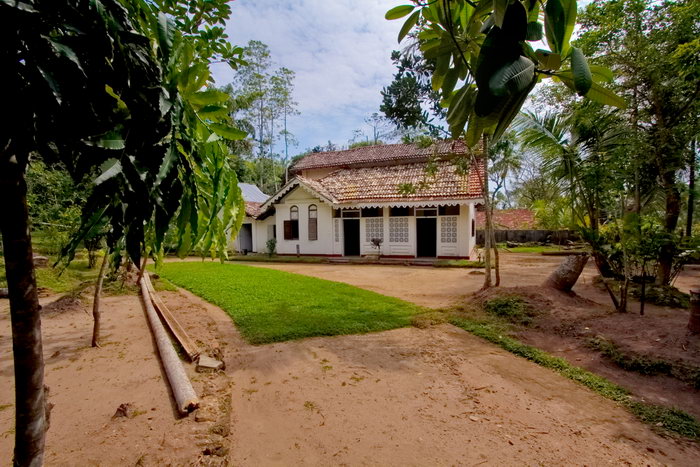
[389,217,409,242]
[441,216,458,243]
[308,204,318,240]
[365,217,384,242]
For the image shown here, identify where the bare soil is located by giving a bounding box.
[250,255,700,425]
[2,255,700,465]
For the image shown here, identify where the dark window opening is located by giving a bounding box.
[361,207,383,217]
[308,204,318,241]
[389,207,414,217]
[439,205,460,216]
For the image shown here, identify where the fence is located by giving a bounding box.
[476,229,579,246]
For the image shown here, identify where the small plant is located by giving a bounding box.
[484,296,537,326]
[266,238,276,257]
[370,237,383,256]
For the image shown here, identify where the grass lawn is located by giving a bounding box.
[156,262,423,344]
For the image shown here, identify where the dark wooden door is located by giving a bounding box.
[343,219,360,256]
[239,223,253,253]
[416,218,437,257]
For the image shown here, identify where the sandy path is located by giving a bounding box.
[0,291,234,466]
[225,323,699,465]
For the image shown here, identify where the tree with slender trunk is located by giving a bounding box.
[1,2,247,464]
[91,251,109,348]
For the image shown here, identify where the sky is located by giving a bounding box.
[211,0,404,156]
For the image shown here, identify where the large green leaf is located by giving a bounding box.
[385,5,415,20]
[544,0,577,55]
[156,12,174,58]
[535,49,562,71]
[570,47,592,96]
[526,21,543,41]
[189,89,229,106]
[94,159,122,186]
[398,10,420,43]
[447,85,476,138]
[493,0,509,28]
[209,123,247,140]
[489,56,535,97]
[585,81,627,108]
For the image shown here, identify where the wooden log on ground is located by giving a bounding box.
[139,276,199,415]
[143,273,200,361]
[543,253,589,292]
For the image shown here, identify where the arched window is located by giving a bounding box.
[284,205,300,240]
[308,205,318,240]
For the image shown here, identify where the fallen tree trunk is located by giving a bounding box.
[139,275,199,415]
[143,273,200,361]
[543,253,589,292]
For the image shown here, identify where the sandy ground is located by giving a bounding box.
[235,254,599,308]
[1,255,700,465]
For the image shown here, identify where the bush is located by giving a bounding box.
[484,296,537,325]
[266,238,276,257]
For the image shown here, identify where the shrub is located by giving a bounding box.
[484,296,537,325]
[266,238,276,257]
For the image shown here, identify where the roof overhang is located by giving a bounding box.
[331,198,484,209]
[258,177,336,214]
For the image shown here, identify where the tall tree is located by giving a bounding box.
[230,41,299,192]
[1,1,246,464]
[576,0,700,284]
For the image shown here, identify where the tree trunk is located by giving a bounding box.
[491,224,500,287]
[480,138,492,289]
[689,289,700,334]
[0,162,46,467]
[687,141,696,237]
[656,172,681,285]
[543,254,589,291]
[92,251,109,348]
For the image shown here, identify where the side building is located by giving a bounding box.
[231,141,484,259]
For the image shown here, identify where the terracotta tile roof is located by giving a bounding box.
[291,140,469,172]
[297,159,483,205]
[475,209,537,229]
[245,201,263,217]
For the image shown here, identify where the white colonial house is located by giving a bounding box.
[231,141,484,259]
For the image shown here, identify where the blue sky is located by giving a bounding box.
[211,0,404,156]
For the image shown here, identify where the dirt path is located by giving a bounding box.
[224,322,698,466]
[0,290,234,466]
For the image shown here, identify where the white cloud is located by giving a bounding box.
[212,0,405,152]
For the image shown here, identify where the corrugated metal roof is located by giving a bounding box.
[239,183,269,203]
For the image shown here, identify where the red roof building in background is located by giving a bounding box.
[232,141,485,260]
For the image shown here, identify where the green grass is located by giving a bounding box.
[450,316,700,439]
[227,255,328,264]
[1,256,96,293]
[156,262,423,344]
[484,296,537,325]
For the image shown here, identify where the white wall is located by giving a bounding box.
[275,187,336,255]
[235,197,478,259]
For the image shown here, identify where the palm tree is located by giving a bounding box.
[515,105,628,278]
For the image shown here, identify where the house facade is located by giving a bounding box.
[231,141,485,259]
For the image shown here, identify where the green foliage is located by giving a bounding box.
[156,262,422,344]
[386,0,624,146]
[266,238,277,257]
[450,317,700,438]
[2,0,247,271]
[484,296,537,325]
